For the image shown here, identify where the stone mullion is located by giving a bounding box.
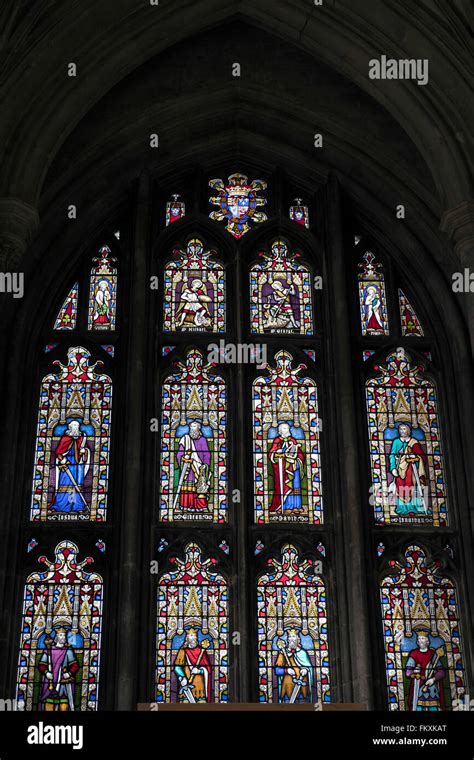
[325,174,372,707]
[233,244,250,701]
[114,171,150,709]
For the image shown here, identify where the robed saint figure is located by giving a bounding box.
[175,421,211,513]
[405,628,445,711]
[275,630,313,703]
[269,422,305,515]
[50,420,90,514]
[37,628,80,711]
[174,629,212,703]
[389,423,429,516]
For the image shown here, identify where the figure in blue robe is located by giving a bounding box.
[50,421,90,514]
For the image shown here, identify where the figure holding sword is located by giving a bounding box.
[405,627,445,710]
[263,279,300,331]
[275,630,313,703]
[174,629,212,702]
[50,420,90,514]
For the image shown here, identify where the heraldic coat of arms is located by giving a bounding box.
[209,173,267,238]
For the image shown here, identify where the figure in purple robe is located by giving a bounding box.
[175,421,211,512]
[37,628,79,711]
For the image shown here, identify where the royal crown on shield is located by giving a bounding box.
[209,173,267,238]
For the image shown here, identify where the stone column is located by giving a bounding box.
[0,198,39,269]
[115,172,150,709]
[326,174,372,708]
[234,251,250,701]
[440,200,474,354]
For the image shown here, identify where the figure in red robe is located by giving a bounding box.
[92,280,111,326]
[363,284,385,333]
[269,422,305,515]
[405,629,445,711]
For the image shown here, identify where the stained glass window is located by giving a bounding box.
[54,283,79,330]
[257,544,330,704]
[31,346,112,522]
[163,238,225,333]
[380,545,465,711]
[16,540,103,711]
[8,165,472,717]
[366,347,447,526]
[100,344,114,358]
[253,350,322,524]
[209,173,267,238]
[289,198,309,228]
[166,193,185,226]
[87,245,117,331]
[250,240,313,335]
[399,289,424,336]
[155,543,229,703]
[159,349,227,523]
[358,251,389,336]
